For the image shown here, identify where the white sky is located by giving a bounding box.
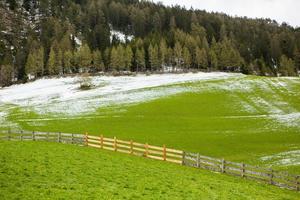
[152,0,300,27]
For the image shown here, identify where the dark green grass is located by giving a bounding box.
[0,141,299,199]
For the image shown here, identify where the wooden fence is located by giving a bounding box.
[0,130,299,191]
[183,152,299,191]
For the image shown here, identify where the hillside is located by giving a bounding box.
[1,0,300,86]
[0,72,299,174]
[0,141,299,199]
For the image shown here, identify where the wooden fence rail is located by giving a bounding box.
[0,130,299,192]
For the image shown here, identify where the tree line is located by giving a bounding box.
[0,0,300,86]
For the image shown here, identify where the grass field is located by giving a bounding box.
[0,141,299,200]
[1,73,300,175]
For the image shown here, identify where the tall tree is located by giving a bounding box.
[136,48,145,72]
[174,42,182,69]
[279,55,296,76]
[195,47,208,69]
[182,47,191,69]
[76,43,92,71]
[149,44,160,71]
[124,45,133,71]
[92,50,104,71]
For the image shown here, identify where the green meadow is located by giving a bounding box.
[0,141,299,200]
[2,74,300,174]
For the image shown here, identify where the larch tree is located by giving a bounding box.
[173,41,182,69]
[195,47,208,69]
[92,50,104,72]
[124,45,133,71]
[110,47,120,71]
[136,48,145,72]
[149,44,160,71]
[159,39,168,67]
[279,55,296,76]
[182,47,191,69]
[64,50,73,74]
[77,43,92,72]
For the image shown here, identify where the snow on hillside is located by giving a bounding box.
[0,72,239,115]
[110,29,134,43]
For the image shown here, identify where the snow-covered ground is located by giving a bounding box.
[0,72,240,115]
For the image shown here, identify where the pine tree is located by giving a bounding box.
[182,47,191,69]
[25,53,37,77]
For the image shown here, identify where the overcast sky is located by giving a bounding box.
[152,0,300,27]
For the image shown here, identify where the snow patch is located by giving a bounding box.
[261,150,300,166]
[0,72,239,115]
[110,29,134,43]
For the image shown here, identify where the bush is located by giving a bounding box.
[79,73,93,90]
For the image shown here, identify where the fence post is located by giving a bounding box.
[114,137,117,151]
[241,163,245,178]
[163,145,167,161]
[145,143,149,157]
[182,151,186,165]
[130,140,133,154]
[100,135,103,149]
[196,153,200,168]
[269,169,274,185]
[295,175,299,191]
[7,129,11,141]
[221,159,226,173]
[20,130,23,141]
[58,132,61,143]
[32,131,35,141]
[85,132,88,146]
[46,132,49,142]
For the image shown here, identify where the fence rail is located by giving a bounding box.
[0,130,299,192]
